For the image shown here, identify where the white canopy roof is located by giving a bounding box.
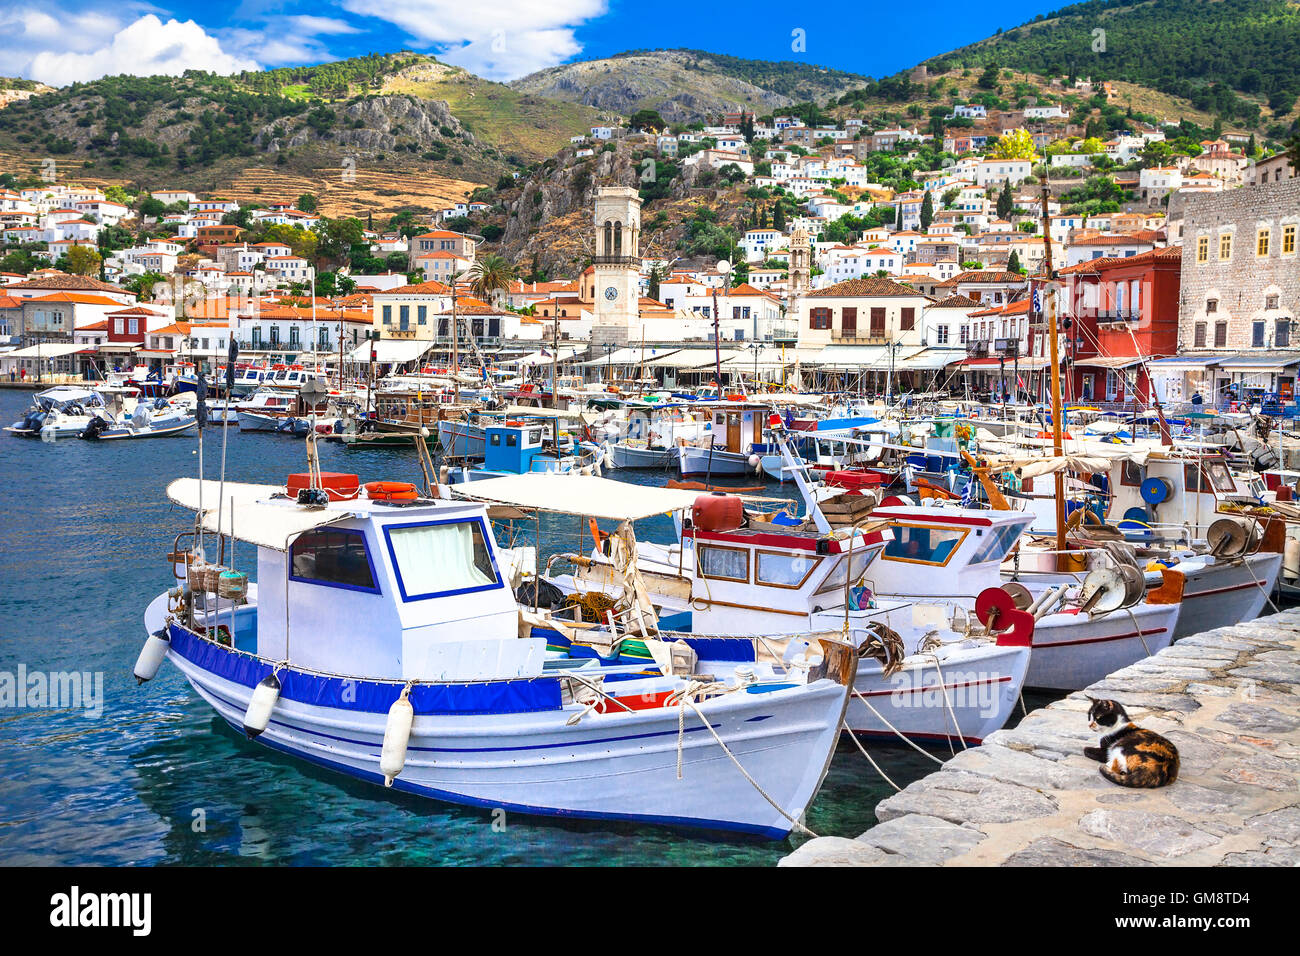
[5,343,90,359]
[508,347,586,367]
[166,478,352,550]
[452,474,702,521]
[578,346,681,367]
[345,340,433,364]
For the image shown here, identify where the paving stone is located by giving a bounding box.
[1216,703,1300,734]
[942,743,1106,791]
[1163,729,1228,768]
[1219,767,1298,792]
[1167,782,1245,814]
[1243,806,1300,845]
[1229,662,1300,684]
[1220,845,1300,866]
[1003,837,1155,867]
[1078,809,1220,858]
[875,770,1058,826]
[857,814,984,864]
[779,836,903,867]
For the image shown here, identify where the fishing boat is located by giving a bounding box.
[678,402,771,477]
[443,423,607,483]
[471,469,1035,747]
[134,473,856,838]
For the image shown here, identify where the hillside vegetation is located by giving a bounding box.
[928,0,1300,129]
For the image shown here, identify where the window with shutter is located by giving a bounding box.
[870,308,886,336]
[901,307,915,331]
[841,307,856,335]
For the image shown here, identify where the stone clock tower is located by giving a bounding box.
[591,185,642,345]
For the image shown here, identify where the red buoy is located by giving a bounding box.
[286,472,360,501]
[692,493,744,532]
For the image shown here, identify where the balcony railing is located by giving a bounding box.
[591,255,642,267]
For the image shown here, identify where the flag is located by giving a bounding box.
[960,476,976,508]
[1032,287,1042,312]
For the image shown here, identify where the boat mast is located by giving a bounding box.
[1039,178,1068,567]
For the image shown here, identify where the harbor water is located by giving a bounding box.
[0,390,1054,864]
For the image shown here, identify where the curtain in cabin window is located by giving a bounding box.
[387,522,496,598]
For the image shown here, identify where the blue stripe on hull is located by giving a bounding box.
[168,624,563,716]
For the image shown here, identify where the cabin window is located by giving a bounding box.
[816,549,878,595]
[882,524,967,566]
[384,519,500,601]
[756,550,820,589]
[697,544,749,582]
[290,529,379,593]
[1119,460,1144,487]
[968,523,1025,565]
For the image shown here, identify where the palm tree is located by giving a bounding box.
[467,254,517,308]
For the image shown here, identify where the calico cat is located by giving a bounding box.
[1083,697,1179,788]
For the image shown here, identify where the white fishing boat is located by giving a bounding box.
[678,402,771,477]
[135,473,857,838]
[473,471,1035,747]
[1010,449,1283,639]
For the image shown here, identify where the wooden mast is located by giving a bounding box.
[1039,178,1068,568]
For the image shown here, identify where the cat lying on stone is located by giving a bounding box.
[1083,697,1179,788]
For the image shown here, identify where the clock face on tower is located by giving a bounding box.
[604,286,619,301]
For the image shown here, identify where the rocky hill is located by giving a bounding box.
[0,54,612,216]
[511,49,870,124]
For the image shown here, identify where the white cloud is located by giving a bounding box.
[17,14,258,85]
[338,0,606,79]
[440,29,583,82]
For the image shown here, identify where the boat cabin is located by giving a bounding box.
[484,423,551,474]
[680,520,887,632]
[860,505,1034,601]
[705,402,770,454]
[191,483,529,681]
[1104,453,1240,541]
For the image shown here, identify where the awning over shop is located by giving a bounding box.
[578,346,680,367]
[897,348,967,370]
[508,347,586,367]
[811,345,886,366]
[643,349,742,369]
[3,343,92,358]
[1075,355,1147,369]
[345,339,434,364]
[1214,352,1300,372]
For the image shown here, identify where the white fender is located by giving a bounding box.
[243,674,282,739]
[380,690,415,787]
[601,440,615,469]
[133,630,170,683]
[1284,537,1299,581]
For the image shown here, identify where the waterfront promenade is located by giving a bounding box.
[783,608,1300,866]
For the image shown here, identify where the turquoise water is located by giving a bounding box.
[0,389,1000,865]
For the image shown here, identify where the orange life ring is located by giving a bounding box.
[365,480,418,501]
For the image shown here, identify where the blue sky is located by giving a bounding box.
[1,1,1062,86]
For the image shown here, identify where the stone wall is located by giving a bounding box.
[1177,178,1300,352]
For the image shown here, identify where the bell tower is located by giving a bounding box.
[591,185,643,345]
[788,226,811,296]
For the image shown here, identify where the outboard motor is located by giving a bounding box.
[79,416,111,441]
